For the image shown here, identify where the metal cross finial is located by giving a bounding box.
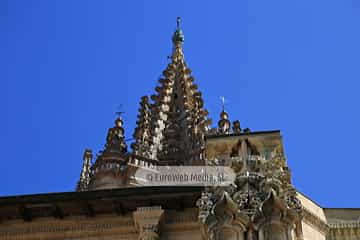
[220,96,226,111]
[115,104,125,118]
[177,17,181,29]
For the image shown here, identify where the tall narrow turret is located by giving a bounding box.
[132,96,152,158]
[76,149,93,191]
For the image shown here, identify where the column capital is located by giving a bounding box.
[133,206,164,240]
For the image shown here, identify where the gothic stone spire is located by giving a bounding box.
[76,149,93,191]
[150,18,211,165]
[131,96,152,158]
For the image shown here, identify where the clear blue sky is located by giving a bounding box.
[1,0,359,207]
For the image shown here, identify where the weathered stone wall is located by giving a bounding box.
[297,192,327,240]
[0,207,200,240]
[2,207,359,240]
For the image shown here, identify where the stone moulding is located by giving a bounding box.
[0,209,201,239]
[328,228,360,239]
[0,220,135,237]
[328,220,360,229]
[327,220,360,239]
[302,207,330,235]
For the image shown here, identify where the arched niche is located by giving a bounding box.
[201,192,248,240]
[255,192,297,240]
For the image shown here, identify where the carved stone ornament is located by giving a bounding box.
[133,206,164,240]
[197,141,304,240]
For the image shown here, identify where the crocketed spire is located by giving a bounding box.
[76,149,93,191]
[149,18,211,165]
[132,96,152,158]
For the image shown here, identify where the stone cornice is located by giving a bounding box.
[302,207,330,234]
[0,218,136,239]
[0,209,201,239]
[0,187,203,222]
[328,220,360,229]
[328,224,360,239]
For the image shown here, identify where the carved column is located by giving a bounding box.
[133,206,164,240]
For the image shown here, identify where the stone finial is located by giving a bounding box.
[217,97,231,134]
[104,117,127,154]
[83,148,93,161]
[243,127,251,133]
[232,120,242,134]
[172,17,184,44]
[218,110,231,134]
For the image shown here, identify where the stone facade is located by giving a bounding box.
[0,18,358,240]
[0,193,358,240]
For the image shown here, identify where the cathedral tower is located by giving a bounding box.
[74,18,305,239]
